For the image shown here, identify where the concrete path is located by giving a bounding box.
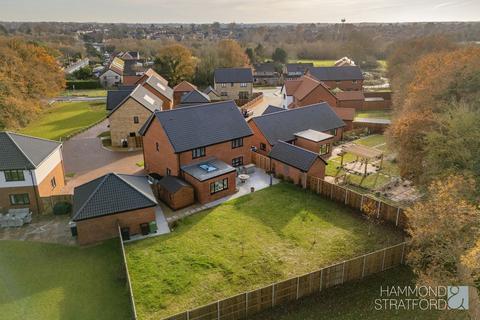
[62,119,144,193]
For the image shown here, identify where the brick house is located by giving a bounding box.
[140,75,174,110]
[269,140,327,187]
[72,173,159,245]
[0,132,65,214]
[336,91,365,109]
[135,68,169,87]
[284,63,313,80]
[173,81,197,106]
[108,85,163,148]
[140,101,253,205]
[248,102,345,158]
[281,75,338,109]
[122,60,146,85]
[214,68,253,100]
[177,89,211,108]
[307,66,364,91]
[253,62,281,86]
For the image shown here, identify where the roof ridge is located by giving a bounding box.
[254,102,329,119]
[72,174,110,220]
[5,131,62,144]
[158,100,235,113]
[5,132,38,169]
[115,174,157,204]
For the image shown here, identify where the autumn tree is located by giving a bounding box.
[154,44,197,86]
[386,46,480,184]
[217,39,249,67]
[0,36,65,129]
[406,176,480,318]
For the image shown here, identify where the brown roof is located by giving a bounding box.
[331,107,355,121]
[173,81,197,92]
[336,91,365,101]
[143,68,168,85]
[293,75,335,102]
[284,79,302,95]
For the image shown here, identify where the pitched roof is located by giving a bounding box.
[283,79,302,95]
[214,68,253,83]
[173,81,197,92]
[203,86,220,97]
[158,176,192,193]
[106,89,134,111]
[123,60,145,76]
[254,62,277,73]
[286,63,313,74]
[0,132,61,170]
[140,101,253,153]
[269,141,325,172]
[262,105,284,115]
[308,66,364,81]
[291,75,328,101]
[140,68,168,86]
[145,75,174,100]
[72,173,157,222]
[251,103,345,146]
[336,91,365,101]
[109,85,163,116]
[180,89,211,105]
[331,107,356,121]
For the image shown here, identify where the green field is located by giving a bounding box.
[62,89,107,97]
[126,183,404,319]
[355,110,392,120]
[250,266,467,320]
[290,59,336,67]
[19,101,107,140]
[0,240,131,320]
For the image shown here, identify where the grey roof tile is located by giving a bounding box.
[269,141,323,172]
[0,132,61,170]
[106,89,134,111]
[180,89,211,105]
[308,66,364,81]
[214,68,253,83]
[251,102,345,146]
[158,175,192,193]
[141,100,253,153]
[72,173,157,221]
[145,75,174,100]
[261,105,285,115]
[110,85,163,115]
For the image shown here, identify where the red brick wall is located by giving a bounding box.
[76,207,156,245]
[307,159,326,180]
[183,171,237,204]
[178,137,252,169]
[123,75,142,86]
[295,85,338,108]
[0,185,40,214]
[322,80,363,91]
[337,99,364,109]
[248,120,273,156]
[143,120,180,176]
[294,137,333,157]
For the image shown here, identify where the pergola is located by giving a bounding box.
[339,144,384,176]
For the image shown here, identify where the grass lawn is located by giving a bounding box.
[0,240,132,320]
[355,134,386,148]
[289,59,336,67]
[250,266,467,320]
[125,183,404,319]
[355,110,392,120]
[62,89,107,97]
[19,101,107,141]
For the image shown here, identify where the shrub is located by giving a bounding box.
[276,173,284,180]
[53,201,72,215]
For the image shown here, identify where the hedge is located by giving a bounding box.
[66,80,102,90]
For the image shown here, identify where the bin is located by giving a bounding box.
[140,223,150,235]
[121,227,130,240]
[149,221,158,233]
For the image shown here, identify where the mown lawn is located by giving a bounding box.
[355,110,392,120]
[355,134,386,148]
[250,266,467,320]
[19,101,107,141]
[126,183,404,319]
[0,240,131,320]
[62,89,107,97]
[290,59,336,67]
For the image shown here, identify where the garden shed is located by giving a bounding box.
[156,176,194,210]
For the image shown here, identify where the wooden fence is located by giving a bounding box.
[39,194,73,215]
[306,176,406,228]
[118,225,138,320]
[251,152,270,172]
[163,242,407,320]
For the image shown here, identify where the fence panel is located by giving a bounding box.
[251,153,270,172]
[273,278,297,306]
[246,285,273,316]
[117,225,138,320]
[163,313,188,320]
[383,243,405,270]
[188,302,218,320]
[363,250,385,278]
[219,293,246,320]
[321,262,345,290]
[40,194,73,214]
[297,270,321,299]
[344,256,364,282]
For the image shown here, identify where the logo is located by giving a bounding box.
[447,286,469,310]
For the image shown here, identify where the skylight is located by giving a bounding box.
[199,164,217,172]
[156,83,166,91]
[144,94,155,105]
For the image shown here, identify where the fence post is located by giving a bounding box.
[341,261,346,284]
[382,248,386,271]
[395,207,400,226]
[317,178,320,194]
[361,255,367,278]
[187,310,190,320]
[217,300,220,320]
[360,195,364,210]
[344,189,348,205]
[245,292,248,317]
[401,242,406,264]
[296,276,300,299]
[272,284,275,307]
[376,201,381,218]
[330,184,334,199]
[319,269,323,291]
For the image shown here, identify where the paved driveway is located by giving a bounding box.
[62,120,144,193]
[251,87,282,116]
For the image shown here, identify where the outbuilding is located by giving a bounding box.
[156,176,195,210]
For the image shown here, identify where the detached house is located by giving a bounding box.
[99,57,124,87]
[135,68,169,87]
[249,103,345,158]
[253,62,281,86]
[307,66,364,91]
[0,132,65,214]
[108,85,163,148]
[141,75,174,110]
[173,81,197,106]
[281,75,338,109]
[203,86,221,101]
[214,68,253,100]
[284,63,313,80]
[140,101,253,204]
[178,89,211,107]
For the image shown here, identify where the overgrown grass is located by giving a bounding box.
[355,134,386,147]
[19,101,107,141]
[126,183,404,319]
[0,240,131,320]
[250,266,467,320]
[62,89,107,97]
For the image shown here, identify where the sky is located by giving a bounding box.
[0,0,479,23]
